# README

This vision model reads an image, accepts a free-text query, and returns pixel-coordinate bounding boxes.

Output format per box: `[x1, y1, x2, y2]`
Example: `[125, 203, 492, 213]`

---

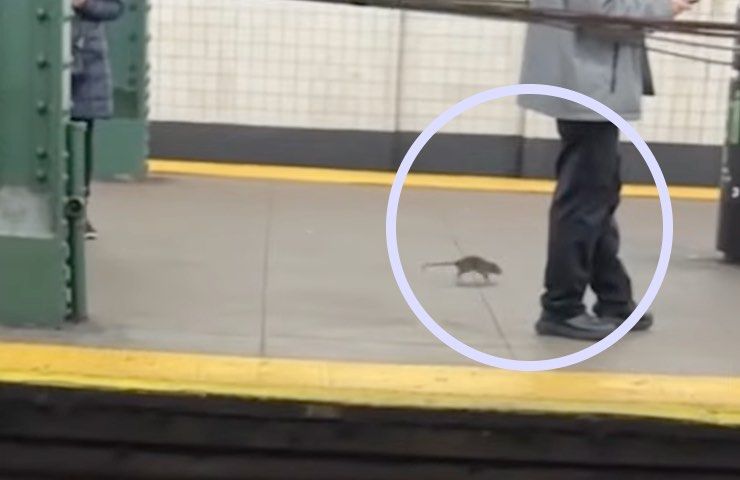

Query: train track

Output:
[1, 383, 739, 479]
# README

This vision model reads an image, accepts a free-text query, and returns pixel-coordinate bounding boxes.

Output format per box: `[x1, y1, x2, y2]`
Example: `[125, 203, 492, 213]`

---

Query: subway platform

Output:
[2, 164, 740, 478]
[1, 164, 738, 376]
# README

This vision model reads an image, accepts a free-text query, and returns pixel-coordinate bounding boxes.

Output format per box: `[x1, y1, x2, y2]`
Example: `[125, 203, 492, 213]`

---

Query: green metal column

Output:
[0, 0, 86, 327]
[717, 3, 740, 262]
[93, 0, 150, 181]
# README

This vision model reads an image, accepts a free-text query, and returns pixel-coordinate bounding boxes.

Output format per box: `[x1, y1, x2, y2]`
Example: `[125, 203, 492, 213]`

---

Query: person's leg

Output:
[84, 120, 93, 199]
[84, 120, 97, 240]
[589, 149, 653, 330]
[589, 150, 632, 308]
[537, 120, 620, 340]
[591, 217, 633, 308]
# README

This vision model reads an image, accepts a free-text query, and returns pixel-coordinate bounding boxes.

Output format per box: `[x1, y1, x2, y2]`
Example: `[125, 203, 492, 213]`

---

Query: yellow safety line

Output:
[0, 342, 739, 427]
[148, 159, 720, 202]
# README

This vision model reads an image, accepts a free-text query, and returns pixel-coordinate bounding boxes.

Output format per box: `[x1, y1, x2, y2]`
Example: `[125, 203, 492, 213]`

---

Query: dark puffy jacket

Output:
[71, 0, 125, 120]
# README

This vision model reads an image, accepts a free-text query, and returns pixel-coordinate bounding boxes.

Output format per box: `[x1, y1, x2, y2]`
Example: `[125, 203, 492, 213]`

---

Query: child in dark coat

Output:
[71, 0, 124, 239]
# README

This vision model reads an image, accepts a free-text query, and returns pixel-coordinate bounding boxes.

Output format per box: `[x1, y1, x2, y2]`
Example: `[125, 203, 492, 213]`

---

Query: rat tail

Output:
[422, 262, 456, 270]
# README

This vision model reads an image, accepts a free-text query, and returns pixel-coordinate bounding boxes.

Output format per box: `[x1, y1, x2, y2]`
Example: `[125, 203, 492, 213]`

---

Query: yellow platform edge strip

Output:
[147, 159, 720, 202]
[1, 342, 739, 427]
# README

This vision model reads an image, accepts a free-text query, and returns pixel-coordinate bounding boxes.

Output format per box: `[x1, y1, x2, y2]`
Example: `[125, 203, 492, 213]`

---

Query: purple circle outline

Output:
[386, 83, 674, 372]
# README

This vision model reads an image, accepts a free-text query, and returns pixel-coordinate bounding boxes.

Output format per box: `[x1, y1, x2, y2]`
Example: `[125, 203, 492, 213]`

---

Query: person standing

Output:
[71, 0, 124, 240]
[518, 0, 693, 340]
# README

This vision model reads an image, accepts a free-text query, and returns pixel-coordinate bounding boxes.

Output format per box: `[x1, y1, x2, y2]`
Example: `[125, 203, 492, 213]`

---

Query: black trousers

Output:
[542, 120, 634, 318]
[84, 120, 94, 199]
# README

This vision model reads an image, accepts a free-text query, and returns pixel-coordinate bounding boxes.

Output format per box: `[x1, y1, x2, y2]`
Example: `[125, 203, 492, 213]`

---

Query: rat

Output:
[422, 255, 502, 281]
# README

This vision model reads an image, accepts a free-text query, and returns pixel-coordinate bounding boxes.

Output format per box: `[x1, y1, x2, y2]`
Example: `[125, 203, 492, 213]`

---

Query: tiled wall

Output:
[150, 0, 736, 145]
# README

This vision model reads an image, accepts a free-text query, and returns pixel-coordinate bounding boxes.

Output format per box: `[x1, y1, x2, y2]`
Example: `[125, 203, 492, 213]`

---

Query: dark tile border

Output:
[150, 122, 722, 187]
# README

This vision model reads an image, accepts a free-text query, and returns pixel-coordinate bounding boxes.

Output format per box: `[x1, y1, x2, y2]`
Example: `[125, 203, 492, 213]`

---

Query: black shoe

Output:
[535, 312, 617, 341]
[595, 303, 653, 331]
[602, 311, 654, 331]
[85, 221, 98, 241]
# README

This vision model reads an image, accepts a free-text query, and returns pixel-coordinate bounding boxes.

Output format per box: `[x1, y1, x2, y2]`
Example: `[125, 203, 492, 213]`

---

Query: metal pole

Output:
[716, 1, 740, 262]
[93, 0, 150, 181]
[0, 0, 76, 327]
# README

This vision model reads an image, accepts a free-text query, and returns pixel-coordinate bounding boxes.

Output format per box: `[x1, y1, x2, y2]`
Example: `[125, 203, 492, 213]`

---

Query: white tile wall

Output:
[150, 0, 738, 145]
[397, 13, 525, 135]
[151, 0, 401, 130]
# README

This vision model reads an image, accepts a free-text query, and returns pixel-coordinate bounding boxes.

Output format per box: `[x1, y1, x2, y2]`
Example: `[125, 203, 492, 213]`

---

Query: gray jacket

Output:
[518, 0, 673, 121]
[71, 0, 125, 120]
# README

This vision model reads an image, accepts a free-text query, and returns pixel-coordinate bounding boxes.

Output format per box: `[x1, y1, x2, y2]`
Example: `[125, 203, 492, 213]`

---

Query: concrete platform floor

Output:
[2, 174, 739, 376]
